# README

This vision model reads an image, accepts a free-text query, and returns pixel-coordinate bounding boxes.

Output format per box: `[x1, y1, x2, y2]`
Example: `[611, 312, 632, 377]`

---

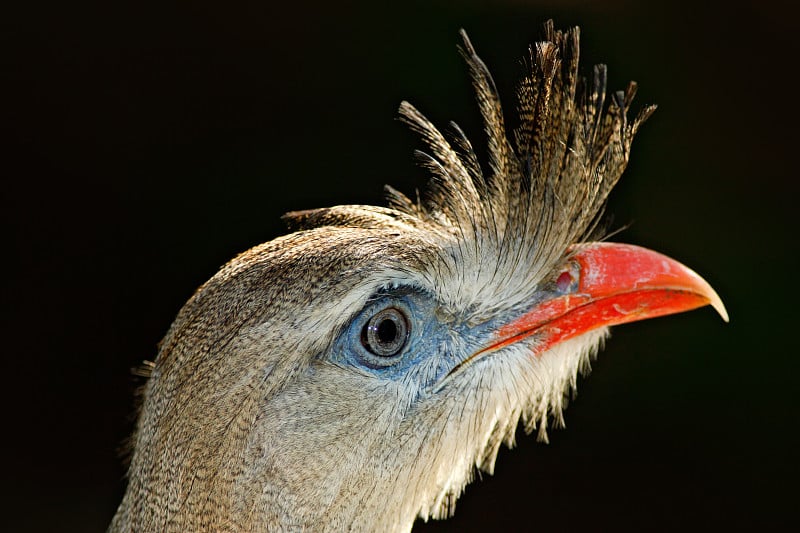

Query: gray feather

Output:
[110, 22, 654, 532]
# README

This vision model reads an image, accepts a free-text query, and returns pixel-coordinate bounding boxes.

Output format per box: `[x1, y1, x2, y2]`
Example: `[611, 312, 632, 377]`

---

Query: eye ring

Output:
[361, 307, 410, 357]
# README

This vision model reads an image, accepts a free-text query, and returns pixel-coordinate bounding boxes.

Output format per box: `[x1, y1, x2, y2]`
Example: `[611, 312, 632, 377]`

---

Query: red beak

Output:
[484, 242, 728, 356]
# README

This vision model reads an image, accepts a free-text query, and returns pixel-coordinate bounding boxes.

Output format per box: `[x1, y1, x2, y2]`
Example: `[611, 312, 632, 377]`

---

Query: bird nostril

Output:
[556, 271, 573, 292]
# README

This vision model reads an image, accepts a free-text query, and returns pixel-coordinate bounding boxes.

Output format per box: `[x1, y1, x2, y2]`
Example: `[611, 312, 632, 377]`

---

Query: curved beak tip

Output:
[663, 252, 729, 324]
[704, 283, 729, 323]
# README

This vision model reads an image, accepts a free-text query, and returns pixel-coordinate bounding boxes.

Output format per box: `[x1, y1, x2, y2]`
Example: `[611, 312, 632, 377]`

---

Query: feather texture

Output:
[288, 22, 654, 320]
[112, 22, 660, 532]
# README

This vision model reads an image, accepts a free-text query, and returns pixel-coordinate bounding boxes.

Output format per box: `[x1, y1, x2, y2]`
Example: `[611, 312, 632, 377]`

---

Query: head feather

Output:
[114, 23, 659, 531]
[285, 21, 655, 319]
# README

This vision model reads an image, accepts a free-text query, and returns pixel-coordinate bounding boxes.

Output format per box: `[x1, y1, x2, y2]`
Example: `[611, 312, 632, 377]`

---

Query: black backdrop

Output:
[4, 1, 798, 531]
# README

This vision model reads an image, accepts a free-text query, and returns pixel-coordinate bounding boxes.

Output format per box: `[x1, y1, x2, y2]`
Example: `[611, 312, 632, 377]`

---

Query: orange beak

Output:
[483, 242, 728, 357]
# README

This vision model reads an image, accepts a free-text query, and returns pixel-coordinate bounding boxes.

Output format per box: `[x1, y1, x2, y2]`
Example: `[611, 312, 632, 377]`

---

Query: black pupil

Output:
[377, 318, 397, 343]
[361, 307, 409, 358]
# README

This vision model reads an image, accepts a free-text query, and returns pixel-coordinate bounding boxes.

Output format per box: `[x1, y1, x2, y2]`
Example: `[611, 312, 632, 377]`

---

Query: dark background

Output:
[4, 0, 798, 531]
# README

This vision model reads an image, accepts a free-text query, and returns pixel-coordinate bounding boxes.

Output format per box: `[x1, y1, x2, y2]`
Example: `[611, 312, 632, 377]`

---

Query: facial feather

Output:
[111, 21, 666, 533]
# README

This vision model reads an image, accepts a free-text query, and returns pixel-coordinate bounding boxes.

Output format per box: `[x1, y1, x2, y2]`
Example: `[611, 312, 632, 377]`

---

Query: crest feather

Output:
[393, 22, 655, 312]
[287, 22, 655, 316]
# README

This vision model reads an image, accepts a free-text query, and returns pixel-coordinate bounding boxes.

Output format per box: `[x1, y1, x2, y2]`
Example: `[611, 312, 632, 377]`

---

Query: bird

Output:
[109, 21, 727, 532]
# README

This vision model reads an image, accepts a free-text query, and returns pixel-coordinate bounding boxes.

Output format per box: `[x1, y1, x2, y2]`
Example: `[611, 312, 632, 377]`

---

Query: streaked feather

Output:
[289, 22, 654, 319]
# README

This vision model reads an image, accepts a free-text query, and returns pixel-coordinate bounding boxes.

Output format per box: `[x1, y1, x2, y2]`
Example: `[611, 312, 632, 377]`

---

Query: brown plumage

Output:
[110, 22, 724, 532]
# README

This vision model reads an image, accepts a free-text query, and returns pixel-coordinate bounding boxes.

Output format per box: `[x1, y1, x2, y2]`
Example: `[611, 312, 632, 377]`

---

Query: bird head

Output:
[111, 22, 727, 532]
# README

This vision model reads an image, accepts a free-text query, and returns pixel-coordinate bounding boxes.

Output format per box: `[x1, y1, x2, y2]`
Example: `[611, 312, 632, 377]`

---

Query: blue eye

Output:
[361, 307, 410, 357]
[329, 293, 427, 374]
